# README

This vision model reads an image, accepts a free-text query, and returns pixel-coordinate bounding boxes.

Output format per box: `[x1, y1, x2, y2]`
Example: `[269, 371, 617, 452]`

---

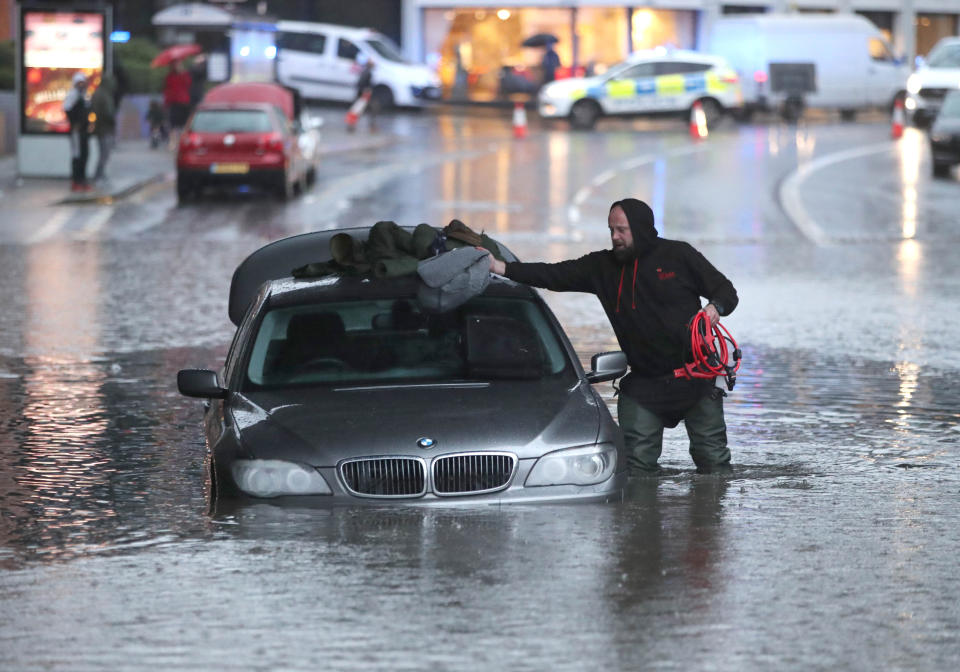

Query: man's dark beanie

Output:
[610, 198, 657, 243]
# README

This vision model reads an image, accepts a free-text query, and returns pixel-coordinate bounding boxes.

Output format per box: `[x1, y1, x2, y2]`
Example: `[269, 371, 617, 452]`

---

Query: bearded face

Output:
[612, 243, 635, 263]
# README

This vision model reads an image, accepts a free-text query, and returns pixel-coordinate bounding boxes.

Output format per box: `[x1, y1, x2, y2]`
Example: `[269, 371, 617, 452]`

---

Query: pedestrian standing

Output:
[487, 198, 740, 475]
[63, 72, 92, 192]
[541, 43, 560, 85]
[346, 54, 375, 133]
[146, 100, 168, 149]
[90, 75, 116, 181]
[163, 61, 192, 149]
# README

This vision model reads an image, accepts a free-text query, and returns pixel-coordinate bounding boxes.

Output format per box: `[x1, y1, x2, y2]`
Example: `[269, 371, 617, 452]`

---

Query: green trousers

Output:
[617, 390, 731, 474]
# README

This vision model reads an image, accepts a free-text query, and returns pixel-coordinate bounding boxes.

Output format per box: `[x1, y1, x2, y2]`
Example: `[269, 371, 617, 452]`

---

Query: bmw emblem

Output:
[416, 437, 436, 449]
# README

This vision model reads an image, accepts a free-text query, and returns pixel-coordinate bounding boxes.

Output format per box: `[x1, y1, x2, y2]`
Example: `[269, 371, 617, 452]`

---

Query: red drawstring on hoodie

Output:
[615, 259, 638, 313]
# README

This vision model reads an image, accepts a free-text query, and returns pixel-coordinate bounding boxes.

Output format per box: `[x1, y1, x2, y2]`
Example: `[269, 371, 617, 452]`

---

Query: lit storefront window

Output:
[423, 6, 694, 102]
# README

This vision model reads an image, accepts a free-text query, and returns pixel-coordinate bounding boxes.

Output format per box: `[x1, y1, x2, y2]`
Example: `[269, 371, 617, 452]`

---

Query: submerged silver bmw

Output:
[178, 228, 627, 504]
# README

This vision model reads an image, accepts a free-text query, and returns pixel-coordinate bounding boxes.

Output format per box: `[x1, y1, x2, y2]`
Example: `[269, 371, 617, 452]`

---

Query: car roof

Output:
[202, 82, 295, 120]
[276, 20, 380, 41]
[229, 227, 521, 326]
[625, 48, 723, 65]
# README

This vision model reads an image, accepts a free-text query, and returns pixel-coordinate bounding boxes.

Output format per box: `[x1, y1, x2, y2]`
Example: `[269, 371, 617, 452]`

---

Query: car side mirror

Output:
[178, 369, 228, 398]
[585, 351, 627, 384]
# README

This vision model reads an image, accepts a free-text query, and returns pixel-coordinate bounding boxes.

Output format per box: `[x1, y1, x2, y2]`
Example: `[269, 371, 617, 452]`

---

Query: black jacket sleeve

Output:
[504, 254, 599, 294]
[683, 243, 738, 316]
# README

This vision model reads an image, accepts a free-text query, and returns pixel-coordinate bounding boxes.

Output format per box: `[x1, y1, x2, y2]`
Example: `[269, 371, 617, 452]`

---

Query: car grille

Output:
[432, 452, 517, 496]
[919, 88, 949, 102]
[339, 457, 426, 497]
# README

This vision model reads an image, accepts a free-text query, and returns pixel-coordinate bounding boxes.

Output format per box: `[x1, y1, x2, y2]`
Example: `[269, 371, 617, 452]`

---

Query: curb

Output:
[52, 172, 171, 206]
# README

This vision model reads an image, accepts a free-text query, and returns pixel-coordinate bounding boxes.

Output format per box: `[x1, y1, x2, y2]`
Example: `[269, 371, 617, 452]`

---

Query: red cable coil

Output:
[674, 311, 742, 390]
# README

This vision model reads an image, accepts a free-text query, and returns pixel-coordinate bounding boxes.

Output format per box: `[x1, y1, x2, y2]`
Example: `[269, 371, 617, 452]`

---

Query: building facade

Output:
[400, 0, 960, 100]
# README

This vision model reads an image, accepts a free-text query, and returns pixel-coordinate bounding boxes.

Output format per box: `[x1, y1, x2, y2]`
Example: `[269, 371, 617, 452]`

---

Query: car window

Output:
[243, 296, 570, 389]
[656, 62, 710, 76]
[366, 38, 406, 63]
[277, 31, 326, 55]
[613, 63, 655, 80]
[337, 38, 360, 61]
[941, 92, 960, 117]
[869, 38, 895, 63]
[190, 110, 274, 133]
[927, 43, 960, 68]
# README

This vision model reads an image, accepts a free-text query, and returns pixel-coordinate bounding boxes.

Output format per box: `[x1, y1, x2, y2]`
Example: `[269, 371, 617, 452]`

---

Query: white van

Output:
[707, 14, 908, 120]
[274, 21, 441, 108]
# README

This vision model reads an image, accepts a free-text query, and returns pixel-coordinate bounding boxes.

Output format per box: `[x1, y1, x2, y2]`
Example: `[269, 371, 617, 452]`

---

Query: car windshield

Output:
[365, 38, 406, 63]
[190, 110, 273, 133]
[243, 296, 570, 389]
[927, 44, 960, 68]
[940, 92, 960, 117]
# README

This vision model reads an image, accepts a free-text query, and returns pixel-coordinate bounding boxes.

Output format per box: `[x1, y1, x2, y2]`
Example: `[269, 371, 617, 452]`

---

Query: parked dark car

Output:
[177, 228, 628, 504]
[176, 82, 320, 203]
[930, 90, 960, 178]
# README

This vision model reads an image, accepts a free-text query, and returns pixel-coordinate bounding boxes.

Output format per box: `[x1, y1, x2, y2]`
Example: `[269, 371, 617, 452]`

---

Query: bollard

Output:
[891, 97, 905, 140]
[346, 92, 370, 132]
[512, 101, 528, 139]
[689, 100, 708, 140]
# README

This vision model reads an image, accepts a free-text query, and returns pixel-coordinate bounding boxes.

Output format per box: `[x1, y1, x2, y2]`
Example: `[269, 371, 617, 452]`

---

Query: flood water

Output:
[2, 116, 960, 670]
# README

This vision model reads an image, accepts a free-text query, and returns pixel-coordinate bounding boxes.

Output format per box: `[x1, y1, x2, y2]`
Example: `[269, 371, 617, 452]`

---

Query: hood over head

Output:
[610, 198, 658, 253]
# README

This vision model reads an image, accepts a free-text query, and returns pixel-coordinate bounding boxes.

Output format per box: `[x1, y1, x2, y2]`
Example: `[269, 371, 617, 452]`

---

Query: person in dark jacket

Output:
[488, 198, 739, 475]
[90, 75, 116, 181]
[63, 72, 91, 192]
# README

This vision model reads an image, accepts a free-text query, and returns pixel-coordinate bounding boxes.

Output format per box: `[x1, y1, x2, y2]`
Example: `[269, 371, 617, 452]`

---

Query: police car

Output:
[538, 48, 743, 129]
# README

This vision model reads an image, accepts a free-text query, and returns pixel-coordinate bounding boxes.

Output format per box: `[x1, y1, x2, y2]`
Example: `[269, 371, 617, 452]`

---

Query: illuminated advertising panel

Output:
[22, 11, 105, 134]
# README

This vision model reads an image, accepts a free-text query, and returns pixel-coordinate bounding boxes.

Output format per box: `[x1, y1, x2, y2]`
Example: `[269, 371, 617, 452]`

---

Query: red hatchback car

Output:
[176, 82, 319, 203]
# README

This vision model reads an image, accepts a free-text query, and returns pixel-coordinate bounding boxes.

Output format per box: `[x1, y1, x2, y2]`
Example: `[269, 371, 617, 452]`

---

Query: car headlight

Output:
[906, 74, 921, 95]
[231, 459, 332, 497]
[525, 444, 618, 487]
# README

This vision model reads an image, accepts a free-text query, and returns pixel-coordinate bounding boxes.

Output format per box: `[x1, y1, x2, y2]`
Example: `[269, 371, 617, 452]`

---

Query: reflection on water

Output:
[0, 339, 958, 670]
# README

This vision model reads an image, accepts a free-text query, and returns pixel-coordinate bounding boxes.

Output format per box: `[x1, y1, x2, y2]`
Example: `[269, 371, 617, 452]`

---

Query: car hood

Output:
[912, 68, 960, 87]
[231, 381, 601, 465]
[540, 76, 604, 97]
[376, 60, 440, 87]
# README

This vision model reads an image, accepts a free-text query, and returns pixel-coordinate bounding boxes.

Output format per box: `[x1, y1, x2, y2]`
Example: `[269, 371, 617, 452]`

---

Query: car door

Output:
[330, 37, 363, 102]
[275, 30, 334, 100]
[603, 62, 655, 114]
[654, 61, 710, 112]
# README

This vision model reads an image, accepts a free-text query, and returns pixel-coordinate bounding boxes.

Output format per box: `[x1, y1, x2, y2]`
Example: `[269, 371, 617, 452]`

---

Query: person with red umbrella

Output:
[153, 46, 202, 149]
[163, 61, 192, 148]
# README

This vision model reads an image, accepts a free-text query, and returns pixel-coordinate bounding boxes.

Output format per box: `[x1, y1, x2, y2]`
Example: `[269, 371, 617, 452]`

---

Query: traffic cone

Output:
[512, 101, 527, 139]
[346, 92, 370, 132]
[891, 97, 905, 140]
[689, 100, 708, 140]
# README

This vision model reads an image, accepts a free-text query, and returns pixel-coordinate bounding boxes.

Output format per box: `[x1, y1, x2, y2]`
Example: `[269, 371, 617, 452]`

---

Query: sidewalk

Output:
[0, 126, 399, 209]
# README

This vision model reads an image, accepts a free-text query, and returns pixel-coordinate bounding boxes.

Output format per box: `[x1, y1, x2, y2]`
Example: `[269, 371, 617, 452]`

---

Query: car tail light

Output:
[256, 132, 286, 156]
[753, 70, 768, 84]
[180, 132, 201, 149]
[722, 71, 739, 85]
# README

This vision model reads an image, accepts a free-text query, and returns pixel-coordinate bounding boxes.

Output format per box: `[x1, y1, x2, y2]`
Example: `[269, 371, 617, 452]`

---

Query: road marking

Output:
[567, 144, 707, 225]
[779, 141, 897, 245]
[74, 208, 114, 241]
[25, 209, 72, 244]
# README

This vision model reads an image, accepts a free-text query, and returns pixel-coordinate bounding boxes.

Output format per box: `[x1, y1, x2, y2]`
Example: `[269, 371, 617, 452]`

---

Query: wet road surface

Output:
[1, 110, 959, 670]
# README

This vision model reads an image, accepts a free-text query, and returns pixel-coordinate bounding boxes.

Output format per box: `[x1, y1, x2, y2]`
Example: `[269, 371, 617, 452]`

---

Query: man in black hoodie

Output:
[488, 198, 739, 474]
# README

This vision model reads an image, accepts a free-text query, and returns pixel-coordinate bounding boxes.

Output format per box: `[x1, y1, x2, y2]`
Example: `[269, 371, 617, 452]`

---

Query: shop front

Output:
[417, 5, 698, 101]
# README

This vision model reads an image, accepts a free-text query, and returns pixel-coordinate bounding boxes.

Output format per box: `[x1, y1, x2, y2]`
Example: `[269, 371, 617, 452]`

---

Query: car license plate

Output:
[211, 163, 249, 174]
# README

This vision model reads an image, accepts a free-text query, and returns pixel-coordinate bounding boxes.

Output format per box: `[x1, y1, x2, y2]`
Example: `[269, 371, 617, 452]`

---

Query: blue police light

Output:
[110, 31, 130, 43]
